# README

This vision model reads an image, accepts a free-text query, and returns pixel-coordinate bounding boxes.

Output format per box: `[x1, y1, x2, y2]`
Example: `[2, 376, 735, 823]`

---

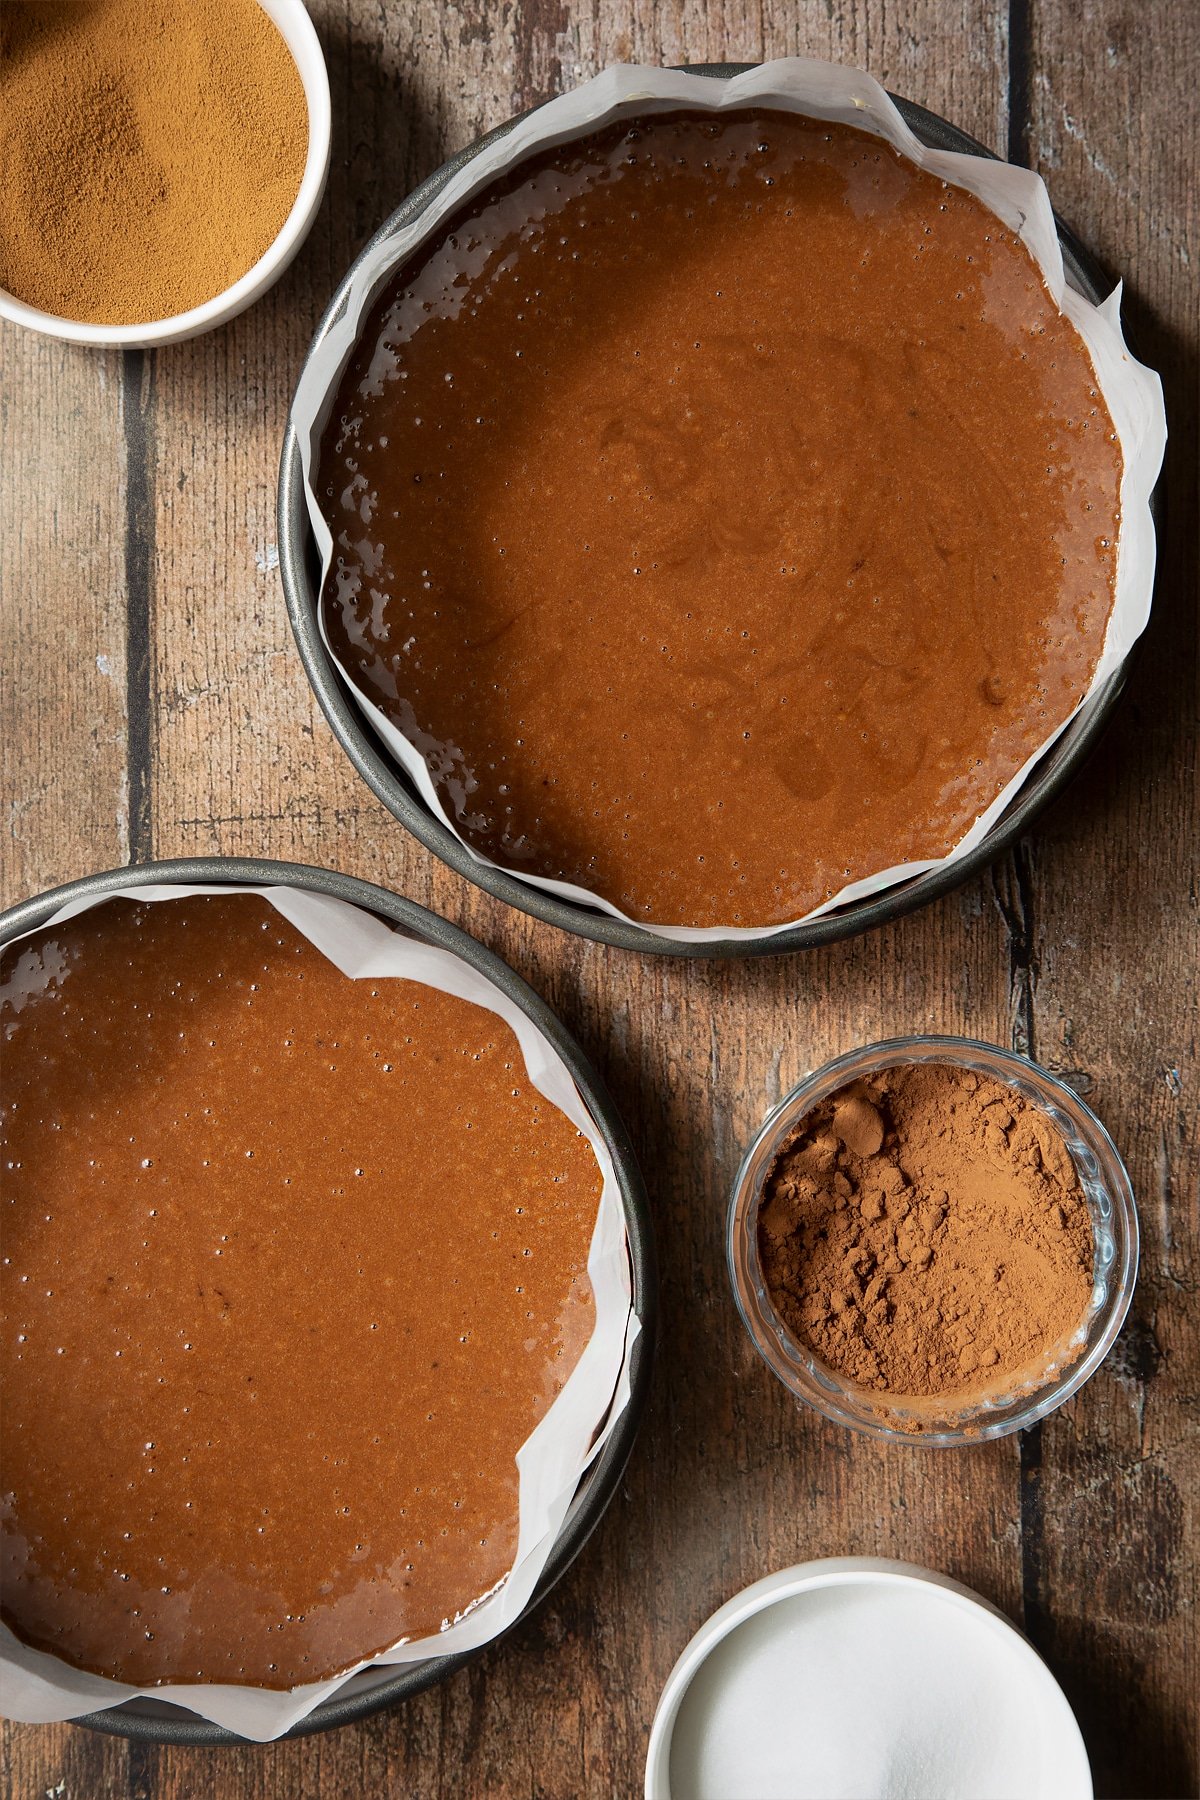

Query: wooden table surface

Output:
[2, 2, 1196, 1796]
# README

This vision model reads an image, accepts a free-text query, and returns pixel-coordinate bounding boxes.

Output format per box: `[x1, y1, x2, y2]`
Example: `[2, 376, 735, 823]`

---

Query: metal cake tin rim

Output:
[0, 855, 656, 1744]
[278, 67, 1140, 960]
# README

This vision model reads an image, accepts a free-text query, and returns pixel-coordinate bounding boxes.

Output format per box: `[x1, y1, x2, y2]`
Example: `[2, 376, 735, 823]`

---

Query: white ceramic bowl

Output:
[645, 1558, 1093, 1800]
[0, 0, 331, 349]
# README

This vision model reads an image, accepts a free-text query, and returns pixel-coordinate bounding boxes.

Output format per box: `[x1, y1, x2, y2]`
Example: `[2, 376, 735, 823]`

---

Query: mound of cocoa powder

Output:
[758, 1062, 1095, 1400]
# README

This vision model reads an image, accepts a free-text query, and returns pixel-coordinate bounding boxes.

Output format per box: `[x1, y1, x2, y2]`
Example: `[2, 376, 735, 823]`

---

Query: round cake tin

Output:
[279, 67, 1141, 959]
[0, 857, 655, 1743]
[727, 1035, 1138, 1444]
[644, 1558, 1092, 1799]
[0, 0, 331, 349]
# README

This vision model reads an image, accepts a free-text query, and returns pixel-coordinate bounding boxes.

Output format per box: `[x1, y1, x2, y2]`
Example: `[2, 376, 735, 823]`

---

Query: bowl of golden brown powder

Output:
[728, 1036, 1138, 1443]
[0, 0, 330, 346]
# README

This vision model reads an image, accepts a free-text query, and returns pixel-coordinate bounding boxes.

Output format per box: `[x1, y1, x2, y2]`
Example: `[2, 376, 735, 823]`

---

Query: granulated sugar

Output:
[667, 1580, 1086, 1800]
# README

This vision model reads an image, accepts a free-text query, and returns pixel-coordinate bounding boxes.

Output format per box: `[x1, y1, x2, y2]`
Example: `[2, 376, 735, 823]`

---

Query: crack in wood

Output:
[1018, 1414, 1047, 1644]
[993, 835, 1047, 1646]
[122, 349, 156, 867]
[991, 839, 1038, 1062]
[1006, 0, 1031, 168]
[125, 1738, 157, 1800]
[172, 804, 378, 829]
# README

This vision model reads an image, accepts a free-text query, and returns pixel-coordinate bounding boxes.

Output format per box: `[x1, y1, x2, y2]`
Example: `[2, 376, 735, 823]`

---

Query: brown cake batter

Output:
[0, 895, 600, 1687]
[319, 109, 1121, 927]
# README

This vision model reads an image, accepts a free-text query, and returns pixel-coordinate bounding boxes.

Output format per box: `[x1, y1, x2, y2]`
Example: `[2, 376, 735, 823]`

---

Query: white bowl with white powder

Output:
[644, 1558, 1091, 1800]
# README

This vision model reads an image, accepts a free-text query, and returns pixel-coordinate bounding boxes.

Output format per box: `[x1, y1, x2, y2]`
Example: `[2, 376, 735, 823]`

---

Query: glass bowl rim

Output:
[727, 1033, 1139, 1446]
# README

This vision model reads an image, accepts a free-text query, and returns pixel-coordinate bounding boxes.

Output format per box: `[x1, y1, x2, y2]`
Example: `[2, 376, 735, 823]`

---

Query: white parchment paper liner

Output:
[0, 883, 638, 1739]
[293, 58, 1167, 943]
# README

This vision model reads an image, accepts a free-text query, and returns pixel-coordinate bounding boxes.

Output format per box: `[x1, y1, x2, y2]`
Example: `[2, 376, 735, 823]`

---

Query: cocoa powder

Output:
[758, 1062, 1095, 1401]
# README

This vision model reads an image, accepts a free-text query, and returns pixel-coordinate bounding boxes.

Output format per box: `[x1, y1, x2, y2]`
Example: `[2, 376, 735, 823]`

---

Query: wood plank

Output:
[1012, 3, 1199, 1794]
[0, 338, 130, 901]
[0, 337, 132, 1800]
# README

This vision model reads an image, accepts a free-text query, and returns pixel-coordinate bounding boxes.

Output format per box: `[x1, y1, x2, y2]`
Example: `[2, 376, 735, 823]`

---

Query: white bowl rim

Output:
[644, 1555, 1093, 1800]
[0, 0, 331, 348]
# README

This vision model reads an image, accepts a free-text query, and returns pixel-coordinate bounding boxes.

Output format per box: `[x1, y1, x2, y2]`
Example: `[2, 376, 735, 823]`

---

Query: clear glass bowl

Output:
[727, 1035, 1139, 1445]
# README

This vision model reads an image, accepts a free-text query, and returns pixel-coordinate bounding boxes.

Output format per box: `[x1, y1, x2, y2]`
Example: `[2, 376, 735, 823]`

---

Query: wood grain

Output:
[1, 341, 129, 894]
[1012, 4, 1200, 1792]
[1, 1, 1196, 1795]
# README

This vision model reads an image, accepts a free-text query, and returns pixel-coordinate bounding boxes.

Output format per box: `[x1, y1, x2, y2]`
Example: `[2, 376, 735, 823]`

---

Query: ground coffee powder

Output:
[0, 0, 308, 324]
[758, 1062, 1095, 1400]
